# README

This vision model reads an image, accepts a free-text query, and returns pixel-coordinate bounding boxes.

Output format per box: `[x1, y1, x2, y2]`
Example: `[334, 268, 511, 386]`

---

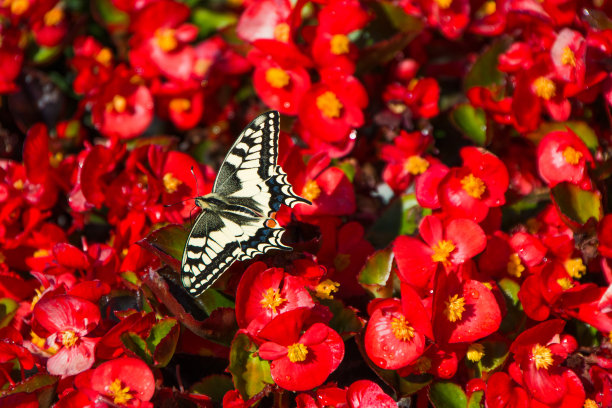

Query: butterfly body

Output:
[181, 111, 310, 296]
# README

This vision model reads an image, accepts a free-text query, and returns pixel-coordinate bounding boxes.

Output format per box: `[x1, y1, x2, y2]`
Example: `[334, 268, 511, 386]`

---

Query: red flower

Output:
[29, 0, 67, 47]
[551, 28, 586, 85]
[249, 40, 312, 115]
[424, 0, 470, 40]
[485, 372, 530, 408]
[298, 68, 367, 145]
[311, 0, 370, 73]
[394, 215, 486, 291]
[71, 357, 155, 407]
[0, 25, 24, 94]
[346, 380, 396, 408]
[152, 80, 205, 130]
[235, 262, 314, 335]
[128, 0, 197, 81]
[70, 36, 114, 96]
[258, 308, 344, 391]
[236, 0, 294, 44]
[380, 130, 434, 194]
[32, 294, 100, 377]
[383, 78, 440, 119]
[364, 298, 426, 370]
[537, 129, 593, 188]
[90, 66, 154, 140]
[437, 147, 509, 223]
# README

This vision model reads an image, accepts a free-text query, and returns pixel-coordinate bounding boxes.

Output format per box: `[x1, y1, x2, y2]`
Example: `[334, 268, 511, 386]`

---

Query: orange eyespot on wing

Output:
[266, 218, 278, 228]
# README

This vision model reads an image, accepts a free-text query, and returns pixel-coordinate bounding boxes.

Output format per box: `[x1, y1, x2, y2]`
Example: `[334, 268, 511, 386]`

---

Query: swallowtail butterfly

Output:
[181, 111, 310, 296]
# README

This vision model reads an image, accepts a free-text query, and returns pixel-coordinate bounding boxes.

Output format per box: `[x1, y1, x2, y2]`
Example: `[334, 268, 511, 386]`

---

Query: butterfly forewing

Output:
[181, 111, 310, 296]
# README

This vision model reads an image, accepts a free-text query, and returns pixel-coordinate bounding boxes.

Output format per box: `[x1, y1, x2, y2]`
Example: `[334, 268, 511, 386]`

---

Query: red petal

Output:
[90, 357, 155, 401]
[33, 295, 101, 335]
[393, 236, 436, 290]
[47, 337, 98, 377]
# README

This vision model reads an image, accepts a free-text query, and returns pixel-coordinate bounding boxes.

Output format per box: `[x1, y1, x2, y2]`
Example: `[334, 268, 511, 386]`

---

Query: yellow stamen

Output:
[96, 48, 112, 66]
[583, 399, 598, 408]
[10, 0, 29, 15]
[533, 77, 556, 100]
[390, 315, 415, 342]
[562, 146, 582, 165]
[431, 240, 455, 264]
[162, 173, 182, 194]
[260, 288, 286, 314]
[482, 1, 496, 15]
[467, 343, 485, 362]
[43, 7, 63, 26]
[61, 330, 78, 348]
[169, 98, 191, 113]
[49, 152, 63, 168]
[287, 343, 308, 363]
[330, 34, 350, 55]
[13, 179, 24, 190]
[561, 46, 576, 67]
[194, 58, 211, 77]
[107, 95, 127, 113]
[444, 294, 466, 322]
[564, 258, 586, 279]
[315, 279, 340, 300]
[507, 253, 525, 278]
[557, 277, 574, 290]
[333, 253, 350, 272]
[155, 28, 178, 52]
[316, 91, 343, 119]
[274, 22, 290, 43]
[108, 378, 133, 405]
[434, 0, 452, 9]
[30, 331, 58, 354]
[404, 155, 429, 175]
[461, 173, 486, 199]
[33, 248, 50, 258]
[301, 180, 321, 201]
[531, 344, 553, 370]
[265, 67, 290, 89]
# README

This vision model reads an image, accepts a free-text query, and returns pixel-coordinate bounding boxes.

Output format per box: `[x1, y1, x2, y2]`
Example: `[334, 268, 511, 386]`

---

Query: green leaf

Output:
[31, 46, 62, 64]
[429, 382, 467, 408]
[357, 248, 395, 298]
[93, 0, 129, 30]
[320, 299, 364, 339]
[192, 8, 237, 38]
[198, 288, 236, 315]
[526, 121, 599, 151]
[475, 341, 509, 372]
[0, 298, 18, 328]
[148, 318, 180, 367]
[367, 194, 426, 249]
[121, 332, 153, 365]
[336, 161, 357, 183]
[551, 183, 602, 226]
[190, 374, 234, 404]
[0, 374, 58, 408]
[139, 224, 187, 269]
[228, 333, 273, 399]
[468, 390, 484, 408]
[497, 278, 525, 335]
[464, 37, 511, 91]
[450, 104, 487, 146]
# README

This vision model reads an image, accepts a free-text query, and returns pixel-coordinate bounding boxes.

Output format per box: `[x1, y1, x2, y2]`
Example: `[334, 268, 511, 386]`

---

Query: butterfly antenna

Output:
[191, 166, 200, 196]
[163, 198, 195, 208]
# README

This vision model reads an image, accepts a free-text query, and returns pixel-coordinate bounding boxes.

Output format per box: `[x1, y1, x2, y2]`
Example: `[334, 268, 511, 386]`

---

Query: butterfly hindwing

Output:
[181, 111, 310, 297]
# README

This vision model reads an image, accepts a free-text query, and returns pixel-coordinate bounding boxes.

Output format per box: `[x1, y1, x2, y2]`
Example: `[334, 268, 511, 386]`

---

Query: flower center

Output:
[333, 253, 351, 272]
[444, 294, 466, 322]
[482, 1, 496, 15]
[194, 58, 211, 77]
[431, 239, 455, 264]
[316, 91, 343, 119]
[265, 67, 290, 89]
[13, 179, 24, 190]
[274, 22, 290, 43]
[583, 399, 598, 408]
[564, 258, 586, 279]
[96, 48, 112, 66]
[155, 28, 178, 52]
[287, 343, 308, 363]
[108, 378, 133, 405]
[61, 330, 79, 348]
[107, 95, 127, 113]
[404, 155, 429, 175]
[507, 253, 525, 278]
[163, 172, 182, 194]
[556, 277, 573, 290]
[531, 344, 553, 370]
[44, 7, 63, 26]
[434, 0, 452, 9]
[260, 288, 286, 314]
[390, 315, 415, 342]
[461, 173, 486, 199]
[169, 98, 191, 113]
[315, 279, 340, 300]
[301, 180, 321, 201]
[561, 46, 576, 67]
[562, 146, 582, 165]
[330, 34, 350, 55]
[10, 0, 29, 15]
[533, 76, 556, 100]
[467, 343, 485, 362]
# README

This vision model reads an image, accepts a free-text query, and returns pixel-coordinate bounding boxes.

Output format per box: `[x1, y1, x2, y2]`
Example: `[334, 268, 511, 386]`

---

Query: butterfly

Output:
[181, 111, 310, 296]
